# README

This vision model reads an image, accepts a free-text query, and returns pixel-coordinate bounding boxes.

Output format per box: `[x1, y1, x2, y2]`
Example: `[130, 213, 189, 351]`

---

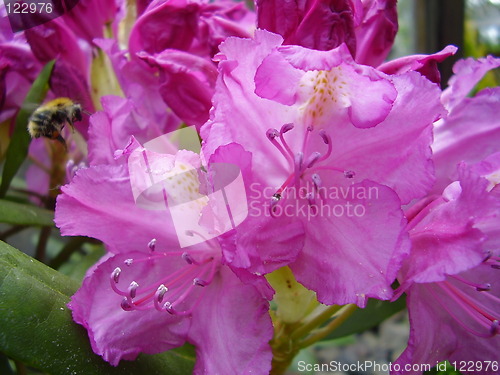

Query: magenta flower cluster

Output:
[2, 0, 499, 374]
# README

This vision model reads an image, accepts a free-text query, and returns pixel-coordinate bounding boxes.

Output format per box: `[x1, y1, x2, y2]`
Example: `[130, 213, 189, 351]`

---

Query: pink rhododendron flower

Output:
[201, 29, 445, 306]
[256, 0, 398, 66]
[56, 140, 273, 373]
[432, 56, 500, 193]
[394, 159, 500, 374]
[129, 0, 255, 127]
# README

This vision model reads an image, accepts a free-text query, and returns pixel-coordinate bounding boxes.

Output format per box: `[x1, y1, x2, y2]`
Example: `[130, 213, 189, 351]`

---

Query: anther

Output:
[266, 129, 279, 141]
[272, 193, 281, 203]
[124, 258, 133, 266]
[156, 284, 168, 303]
[148, 238, 157, 251]
[281, 123, 294, 134]
[305, 152, 322, 168]
[294, 153, 304, 187]
[311, 174, 322, 189]
[182, 252, 195, 265]
[164, 302, 175, 314]
[194, 278, 207, 287]
[306, 192, 316, 206]
[490, 320, 499, 335]
[319, 129, 330, 144]
[476, 283, 491, 292]
[270, 193, 282, 217]
[111, 267, 121, 283]
[344, 170, 355, 179]
[121, 298, 134, 311]
[128, 281, 139, 298]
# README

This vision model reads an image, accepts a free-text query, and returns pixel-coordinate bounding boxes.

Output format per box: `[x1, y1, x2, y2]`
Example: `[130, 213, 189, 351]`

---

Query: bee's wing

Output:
[21, 102, 45, 114]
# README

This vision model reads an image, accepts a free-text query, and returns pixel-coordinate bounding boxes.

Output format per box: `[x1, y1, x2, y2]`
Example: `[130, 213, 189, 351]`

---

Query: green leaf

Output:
[0, 60, 55, 198]
[326, 296, 407, 340]
[0, 241, 195, 374]
[0, 199, 54, 226]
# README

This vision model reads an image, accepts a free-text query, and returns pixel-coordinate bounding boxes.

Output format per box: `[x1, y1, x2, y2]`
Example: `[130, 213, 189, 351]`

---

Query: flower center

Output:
[266, 123, 354, 216]
[298, 68, 350, 127]
[109, 238, 218, 315]
[426, 256, 500, 338]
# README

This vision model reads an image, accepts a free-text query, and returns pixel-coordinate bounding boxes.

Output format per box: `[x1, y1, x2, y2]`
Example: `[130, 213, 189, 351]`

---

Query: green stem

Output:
[35, 226, 51, 263]
[298, 304, 358, 348]
[290, 304, 342, 340]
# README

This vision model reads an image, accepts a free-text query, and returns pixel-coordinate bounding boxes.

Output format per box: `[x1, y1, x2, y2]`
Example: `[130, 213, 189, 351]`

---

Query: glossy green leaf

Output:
[0, 241, 195, 374]
[0, 60, 55, 198]
[0, 199, 54, 226]
[326, 296, 407, 340]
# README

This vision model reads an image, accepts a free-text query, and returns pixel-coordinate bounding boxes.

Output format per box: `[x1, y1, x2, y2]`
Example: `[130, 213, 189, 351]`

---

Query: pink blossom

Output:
[202, 30, 445, 306]
[129, 0, 255, 127]
[394, 159, 500, 374]
[56, 142, 273, 373]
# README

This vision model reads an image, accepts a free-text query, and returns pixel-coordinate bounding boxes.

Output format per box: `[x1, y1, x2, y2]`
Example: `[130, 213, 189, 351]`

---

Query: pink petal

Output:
[432, 88, 500, 193]
[290, 180, 410, 307]
[55, 163, 180, 254]
[68, 252, 190, 366]
[378, 45, 457, 84]
[354, 0, 398, 67]
[189, 267, 273, 375]
[442, 55, 500, 111]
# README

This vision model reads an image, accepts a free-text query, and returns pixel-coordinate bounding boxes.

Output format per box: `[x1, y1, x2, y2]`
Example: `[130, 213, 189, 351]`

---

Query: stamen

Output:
[270, 193, 281, 217]
[426, 284, 495, 338]
[317, 130, 332, 162]
[111, 267, 121, 283]
[182, 252, 196, 265]
[279, 124, 294, 158]
[344, 170, 355, 179]
[128, 281, 139, 298]
[194, 278, 208, 286]
[148, 238, 157, 251]
[154, 284, 168, 311]
[491, 320, 499, 335]
[294, 153, 303, 188]
[164, 301, 175, 314]
[450, 275, 491, 292]
[281, 123, 294, 133]
[305, 152, 321, 169]
[311, 174, 322, 189]
[121, 298, 134, 311]
[266, 128, 292, 163]
[301, 126, 313, 155]
[124, 259, 133, 266]
[306, 192, 316, 206]
[111, 252, 217, 314]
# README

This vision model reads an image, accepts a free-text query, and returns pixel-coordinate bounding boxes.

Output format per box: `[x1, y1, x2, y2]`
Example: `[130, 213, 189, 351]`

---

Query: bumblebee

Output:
[27, 98, 83, 149]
